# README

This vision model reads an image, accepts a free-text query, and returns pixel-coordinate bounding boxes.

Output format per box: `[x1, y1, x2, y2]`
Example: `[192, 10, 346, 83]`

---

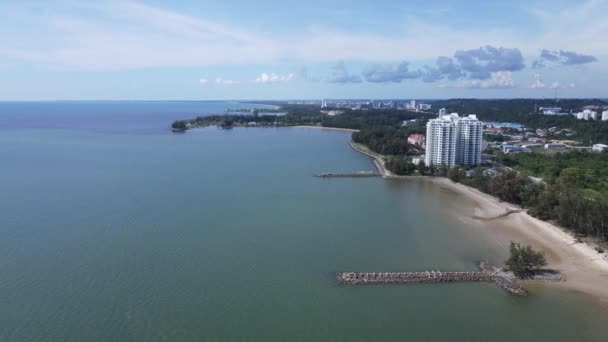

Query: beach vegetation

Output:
[505, 242, 547, 278]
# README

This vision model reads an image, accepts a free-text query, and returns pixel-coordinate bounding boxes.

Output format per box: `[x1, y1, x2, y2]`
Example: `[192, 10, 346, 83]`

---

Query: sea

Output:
[1, 101, 607, 341]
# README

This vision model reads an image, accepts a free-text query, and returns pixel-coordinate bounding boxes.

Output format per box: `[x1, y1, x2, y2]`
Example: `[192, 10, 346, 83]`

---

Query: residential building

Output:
[408, 133, 426, 147]
[593, 144, 608, 152]
[425, 113, 482, 167]
[455, 115, 483, 166]
[411, 156, 425, 165]
[425, 114, 457, 167]
[603, 110, 608, 121]
[417, 103, 432, 111]
[438, 108, 447, 117]
[539, 107, 562, 115]
[402, 119, 418, 127]
[575, 109, 597, 120]
[544, 143, 568, 150]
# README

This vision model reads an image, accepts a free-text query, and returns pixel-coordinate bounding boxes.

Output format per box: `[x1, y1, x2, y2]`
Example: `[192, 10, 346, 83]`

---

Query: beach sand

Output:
[432, 178, 608, 301]
[292, 125, 360, 133]
[347, 138, 608, 300]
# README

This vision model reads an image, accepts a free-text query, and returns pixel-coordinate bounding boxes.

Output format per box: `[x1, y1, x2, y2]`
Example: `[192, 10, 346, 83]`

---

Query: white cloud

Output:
[215, 78, 240, 85]
[548, 81, 577, 89]
[0, 1, 606, 72]
[254, 72, 294, 84]
[199, 78, 209, 85]
[455, 71, 515, 89]
[528, 0, 608, 56]
[530, 73, 545, 88]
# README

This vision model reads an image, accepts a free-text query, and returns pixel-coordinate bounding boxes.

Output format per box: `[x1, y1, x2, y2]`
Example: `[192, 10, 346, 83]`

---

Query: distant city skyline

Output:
[0, 0, 607, 100]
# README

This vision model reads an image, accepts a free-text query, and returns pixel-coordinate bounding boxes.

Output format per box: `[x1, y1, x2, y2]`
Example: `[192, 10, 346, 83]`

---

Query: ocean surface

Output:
[1, 101, 607, 341]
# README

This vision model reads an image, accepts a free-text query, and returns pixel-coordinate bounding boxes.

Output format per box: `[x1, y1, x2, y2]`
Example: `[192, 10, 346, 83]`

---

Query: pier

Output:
[316, 171, 381, 178]
[337, 261, 527, 296]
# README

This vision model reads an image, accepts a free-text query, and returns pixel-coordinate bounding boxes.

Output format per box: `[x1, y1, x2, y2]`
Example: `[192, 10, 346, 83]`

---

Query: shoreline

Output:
[347, 138, 608, 300]
[292, 125, 360, 133]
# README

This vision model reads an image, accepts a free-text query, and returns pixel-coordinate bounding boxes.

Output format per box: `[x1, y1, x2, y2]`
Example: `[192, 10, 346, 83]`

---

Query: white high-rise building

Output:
[425, 113, 482, 167]
[602, 110, 608, 121]
[425, 114, 457, 167]
[455, 115, 483, 166]
[438, 108, 447, 117]
[575, 109, 597, 120]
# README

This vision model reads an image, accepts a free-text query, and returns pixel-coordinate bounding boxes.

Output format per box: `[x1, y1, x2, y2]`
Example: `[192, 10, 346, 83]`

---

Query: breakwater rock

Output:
[337, 261, 528, 296]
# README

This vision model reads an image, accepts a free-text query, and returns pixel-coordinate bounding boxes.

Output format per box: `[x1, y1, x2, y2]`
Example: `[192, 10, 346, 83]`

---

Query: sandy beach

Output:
[293, 125, 360, 133]
[433, 178, 608, 300]
[348, 139, 608, 300]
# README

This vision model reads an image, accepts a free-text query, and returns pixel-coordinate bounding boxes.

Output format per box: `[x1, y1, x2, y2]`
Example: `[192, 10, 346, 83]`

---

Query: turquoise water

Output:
[1, 102, 607, 341]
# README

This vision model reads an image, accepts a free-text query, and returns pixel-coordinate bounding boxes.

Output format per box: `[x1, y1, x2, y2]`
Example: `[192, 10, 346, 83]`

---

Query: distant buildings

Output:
[425, 113, 482, 167]
[402, 119, 419, 127]
[593, 144, 608, 152]
[575, 109, 598, 120]
[321, 110, 344, 116]
[407, 133, 426, 147]
[539, 107, 562, 115]
[603, 110, 608, 121]
[438, 108, 447, 117]
[417, 103, 432, 111]
[404, 100, 432, 112]
[544, 143, 568, 150]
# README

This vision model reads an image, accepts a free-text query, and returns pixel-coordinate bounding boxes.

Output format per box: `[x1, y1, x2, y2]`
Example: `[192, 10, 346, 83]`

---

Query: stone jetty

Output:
[337, 261, 527, 296]
[316, 171, 381, 178]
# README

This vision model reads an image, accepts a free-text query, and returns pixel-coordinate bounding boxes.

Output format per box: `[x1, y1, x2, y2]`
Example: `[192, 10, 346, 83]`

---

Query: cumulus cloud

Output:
[335, 46, 523, 85]
[530, 73, 545, 88]
[420, 56, 464, 82]
[362, 61, 422, 83]
[254, 72, 294, 84]
[453, 46, 525, 79]
[534, 49, 598, 68]
[199, 78, 209, 85]
[215, 78, 240, 85]
[456, 71, 515, 89]
[327, 61, 362, 84]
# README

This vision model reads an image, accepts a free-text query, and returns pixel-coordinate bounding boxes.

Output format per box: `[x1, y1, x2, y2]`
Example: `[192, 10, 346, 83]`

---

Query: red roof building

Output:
[408, 134, 426, 147]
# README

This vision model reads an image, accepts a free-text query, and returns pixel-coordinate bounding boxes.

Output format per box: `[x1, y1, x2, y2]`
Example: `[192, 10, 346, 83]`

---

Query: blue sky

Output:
[0, 0, 606, 100]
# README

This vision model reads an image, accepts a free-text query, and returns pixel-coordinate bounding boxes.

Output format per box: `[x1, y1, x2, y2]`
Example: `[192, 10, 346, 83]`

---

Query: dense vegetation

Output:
[494, 150, 608, 197]
[433, 99, 608, 144]
[384, 153, 608, 243]
[448, 163, 608, 243]
[505, 242, 547, 278]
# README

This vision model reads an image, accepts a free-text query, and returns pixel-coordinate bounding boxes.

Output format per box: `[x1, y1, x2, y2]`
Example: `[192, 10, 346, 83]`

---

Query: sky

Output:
[0, 0, 607, 100]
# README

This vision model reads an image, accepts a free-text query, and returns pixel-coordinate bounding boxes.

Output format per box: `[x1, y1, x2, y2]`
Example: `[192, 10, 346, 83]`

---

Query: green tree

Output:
[505, 241, 547, 278]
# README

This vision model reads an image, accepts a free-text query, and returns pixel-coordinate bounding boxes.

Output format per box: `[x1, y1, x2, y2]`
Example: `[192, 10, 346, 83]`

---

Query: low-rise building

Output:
[408, 133, 426, 147]
[540, 107, 562, 115]
[402, 119, 419, 127]
[502, 145, 526, 153]
[592, 144, 608, 152]
[411, 156, 425, 165]
[544, 143, 568, 150]
[521, 143, 543, 149]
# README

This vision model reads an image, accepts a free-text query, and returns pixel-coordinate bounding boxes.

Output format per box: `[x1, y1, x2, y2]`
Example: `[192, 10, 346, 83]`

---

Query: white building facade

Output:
[425, 113, 482, 167]
[603, 110, 608, 121]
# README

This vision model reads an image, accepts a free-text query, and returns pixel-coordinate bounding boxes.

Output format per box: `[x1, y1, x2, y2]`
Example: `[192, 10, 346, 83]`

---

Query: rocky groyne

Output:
[337, 261, 528, 296]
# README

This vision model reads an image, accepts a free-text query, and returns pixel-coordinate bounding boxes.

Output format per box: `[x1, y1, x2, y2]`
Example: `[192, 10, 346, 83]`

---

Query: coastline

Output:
[293, 125, 360, 133]
[347, 138, 608, 300]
